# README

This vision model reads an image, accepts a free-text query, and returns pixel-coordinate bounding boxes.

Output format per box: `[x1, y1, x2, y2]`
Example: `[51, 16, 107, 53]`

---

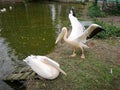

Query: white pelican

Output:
[0, 8, 6, 12]
[9, 6, 12, 11]
[23, 55, 66, 80]
[55, 9, 104, 59]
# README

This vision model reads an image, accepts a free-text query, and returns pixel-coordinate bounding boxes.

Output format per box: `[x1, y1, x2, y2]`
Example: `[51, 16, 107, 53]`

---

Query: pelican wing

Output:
[75, 24, 104, 43]
[68, 13, 85, 40]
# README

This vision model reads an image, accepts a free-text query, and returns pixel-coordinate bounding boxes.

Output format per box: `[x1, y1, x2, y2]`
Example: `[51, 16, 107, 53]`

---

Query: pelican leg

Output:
[79, 46, 85, 59]
[70, 48, 76, 57]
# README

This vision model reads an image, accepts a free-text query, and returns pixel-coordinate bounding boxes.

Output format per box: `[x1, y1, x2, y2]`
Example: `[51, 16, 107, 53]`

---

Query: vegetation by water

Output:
[88, 5, 106, 18]
[84, 2, 120, 39]
[88, 1, 120, 17]
[95, 19, 120, 38]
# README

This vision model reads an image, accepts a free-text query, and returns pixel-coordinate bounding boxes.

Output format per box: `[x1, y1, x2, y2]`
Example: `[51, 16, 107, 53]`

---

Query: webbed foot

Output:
[69, 53, 76, 57]
[81, 54, 85, 59]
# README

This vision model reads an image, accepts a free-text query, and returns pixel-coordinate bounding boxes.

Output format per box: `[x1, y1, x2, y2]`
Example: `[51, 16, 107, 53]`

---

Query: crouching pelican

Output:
[55, 9, 104, 59]
[24, 55, 66, 80]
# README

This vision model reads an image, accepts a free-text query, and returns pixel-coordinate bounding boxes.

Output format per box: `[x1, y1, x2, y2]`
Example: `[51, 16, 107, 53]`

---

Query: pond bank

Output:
[0, 0, 85, 3]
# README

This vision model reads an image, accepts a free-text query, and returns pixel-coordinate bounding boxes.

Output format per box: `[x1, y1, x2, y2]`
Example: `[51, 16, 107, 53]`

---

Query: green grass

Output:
[26, 39, 120, 89]
[26, 56, 119, 90]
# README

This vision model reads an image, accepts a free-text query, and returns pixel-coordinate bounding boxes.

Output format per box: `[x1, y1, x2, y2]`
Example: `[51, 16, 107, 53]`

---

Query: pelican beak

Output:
[57, 67, 67, 75]
[55, 30, 65, 44]
[43, 58, 67, 76]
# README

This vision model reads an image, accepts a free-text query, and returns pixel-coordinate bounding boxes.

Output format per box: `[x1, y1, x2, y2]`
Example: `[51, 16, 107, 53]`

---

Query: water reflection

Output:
[0, 36, 26, 89]
[0, 37, 15, 79]
[0, 80, 13, 90]
[57, 4, 62, 32]
[50, 4, 56, 23]
[49, 3, 62, 35]
[0, 36, 25, 80]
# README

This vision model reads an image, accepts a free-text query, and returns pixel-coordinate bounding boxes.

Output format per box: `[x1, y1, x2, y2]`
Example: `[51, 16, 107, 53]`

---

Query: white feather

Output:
[68, 12, 85, 40]
[24, 55, 66, 80]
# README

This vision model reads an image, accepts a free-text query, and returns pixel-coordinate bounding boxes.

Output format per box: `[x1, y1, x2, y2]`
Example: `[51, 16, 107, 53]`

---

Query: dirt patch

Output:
[91, 38, 120, 66]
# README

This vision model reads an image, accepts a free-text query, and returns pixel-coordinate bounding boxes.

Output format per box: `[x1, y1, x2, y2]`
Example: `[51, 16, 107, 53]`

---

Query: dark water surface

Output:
[0, 1, 84, 89]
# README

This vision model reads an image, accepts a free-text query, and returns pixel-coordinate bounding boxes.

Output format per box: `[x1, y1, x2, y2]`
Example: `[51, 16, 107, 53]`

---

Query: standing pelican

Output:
[24, 55, 66, 80]
[55, 9, 104, 59]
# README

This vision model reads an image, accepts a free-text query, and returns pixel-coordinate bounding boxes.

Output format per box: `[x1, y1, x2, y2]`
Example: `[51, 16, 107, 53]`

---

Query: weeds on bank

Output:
[94, 19, 120, 39]
[88, 4, 106, 18]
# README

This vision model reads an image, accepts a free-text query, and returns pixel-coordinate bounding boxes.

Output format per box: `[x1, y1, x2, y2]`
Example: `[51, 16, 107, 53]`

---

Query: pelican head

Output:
[55, 27, 67, 44]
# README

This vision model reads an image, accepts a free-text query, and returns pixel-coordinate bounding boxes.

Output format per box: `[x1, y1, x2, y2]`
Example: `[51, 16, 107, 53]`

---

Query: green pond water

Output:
[0, 2, 84, 59]
[0, 1, 84, 89]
